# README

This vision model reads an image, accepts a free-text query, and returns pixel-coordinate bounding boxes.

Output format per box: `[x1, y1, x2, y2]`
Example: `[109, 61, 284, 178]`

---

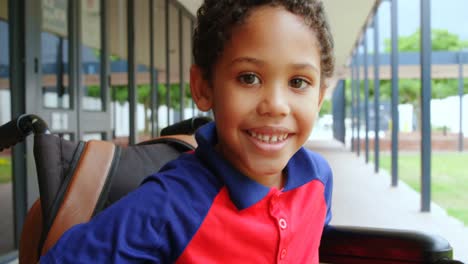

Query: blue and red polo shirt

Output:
[41, 122, 333, 263]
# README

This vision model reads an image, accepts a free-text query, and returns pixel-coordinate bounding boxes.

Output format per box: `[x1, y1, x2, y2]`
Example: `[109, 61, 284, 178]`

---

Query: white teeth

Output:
[249, 131, 288, 143]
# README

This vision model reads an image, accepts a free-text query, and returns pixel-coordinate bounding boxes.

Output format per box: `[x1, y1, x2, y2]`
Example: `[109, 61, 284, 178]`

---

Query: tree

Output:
[375, 29, 468, 130]
[351, 29, 467, 108]
[377, 29, 468, 101]
[384, 29, 468, 53]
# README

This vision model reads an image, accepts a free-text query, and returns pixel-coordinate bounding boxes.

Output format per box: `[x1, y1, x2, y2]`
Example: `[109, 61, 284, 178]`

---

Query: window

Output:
[41, 0, 71, 109]
[81, 0, 103, 111]
[0, 0, 14, 255]
[108, 0, 129, 145]
[135, 0, 151, 141]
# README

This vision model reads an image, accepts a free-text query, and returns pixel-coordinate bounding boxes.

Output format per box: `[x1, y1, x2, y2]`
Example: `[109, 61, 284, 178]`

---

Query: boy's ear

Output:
[190, 65, 213, 112]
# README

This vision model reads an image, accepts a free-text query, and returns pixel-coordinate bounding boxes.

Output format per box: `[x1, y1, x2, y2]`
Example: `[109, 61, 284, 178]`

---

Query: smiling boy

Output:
[191, 3, 328, 190]
[41, 1, 335, 263]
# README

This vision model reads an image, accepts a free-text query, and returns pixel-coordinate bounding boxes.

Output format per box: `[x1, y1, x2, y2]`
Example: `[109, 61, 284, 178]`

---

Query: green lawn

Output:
[375, 152, 468, 226]
[0, 156, 12, 184]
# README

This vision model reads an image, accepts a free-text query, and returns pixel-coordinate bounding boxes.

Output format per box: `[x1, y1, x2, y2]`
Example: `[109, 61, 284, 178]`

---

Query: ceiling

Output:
[322, 0, 379, 77]
[179, 0, 380, 79]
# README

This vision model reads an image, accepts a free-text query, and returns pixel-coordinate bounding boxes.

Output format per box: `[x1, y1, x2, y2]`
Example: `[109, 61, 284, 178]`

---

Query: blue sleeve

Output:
[306, 150, 333, 226]
[323, 164, 333, 226]
[40, 181, 169, 264]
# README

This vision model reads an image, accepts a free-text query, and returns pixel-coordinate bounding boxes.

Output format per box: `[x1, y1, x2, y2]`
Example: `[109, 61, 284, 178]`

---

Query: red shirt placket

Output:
[269, 190, 291, 263]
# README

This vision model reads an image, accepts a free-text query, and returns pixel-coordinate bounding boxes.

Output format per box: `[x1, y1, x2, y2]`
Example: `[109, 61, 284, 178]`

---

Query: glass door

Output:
[0, 0, 15, 255]
[78, 0, 111, 140]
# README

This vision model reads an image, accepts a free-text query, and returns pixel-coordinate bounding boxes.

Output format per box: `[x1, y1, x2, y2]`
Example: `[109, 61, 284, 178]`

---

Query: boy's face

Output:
[191, 6, 325, 188]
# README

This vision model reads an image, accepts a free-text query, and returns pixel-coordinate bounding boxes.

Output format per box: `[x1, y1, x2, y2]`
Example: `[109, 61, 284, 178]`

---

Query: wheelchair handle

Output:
[0, 114, 49, 151]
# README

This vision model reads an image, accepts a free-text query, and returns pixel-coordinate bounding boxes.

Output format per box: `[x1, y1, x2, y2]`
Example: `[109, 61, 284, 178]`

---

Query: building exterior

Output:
[1, 0, 202, 258]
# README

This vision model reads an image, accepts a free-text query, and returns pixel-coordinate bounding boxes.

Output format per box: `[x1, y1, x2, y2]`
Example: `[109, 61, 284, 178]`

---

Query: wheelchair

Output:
[0, 114, 462, 263]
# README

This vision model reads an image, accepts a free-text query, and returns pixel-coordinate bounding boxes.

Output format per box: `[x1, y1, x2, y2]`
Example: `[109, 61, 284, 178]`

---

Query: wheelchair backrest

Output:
[18, 118, 206, 263]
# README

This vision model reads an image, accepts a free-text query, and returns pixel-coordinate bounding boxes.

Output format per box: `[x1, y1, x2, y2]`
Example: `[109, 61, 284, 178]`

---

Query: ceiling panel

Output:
[322, 0, 378, 75]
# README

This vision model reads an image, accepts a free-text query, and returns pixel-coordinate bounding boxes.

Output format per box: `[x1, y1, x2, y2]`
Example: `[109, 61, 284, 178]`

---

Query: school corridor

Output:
[305, 139, 468, 263]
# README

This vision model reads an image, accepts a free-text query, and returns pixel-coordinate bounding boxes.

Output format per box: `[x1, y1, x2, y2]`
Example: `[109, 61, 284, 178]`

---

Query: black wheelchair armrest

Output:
[319, 225, 459, 264]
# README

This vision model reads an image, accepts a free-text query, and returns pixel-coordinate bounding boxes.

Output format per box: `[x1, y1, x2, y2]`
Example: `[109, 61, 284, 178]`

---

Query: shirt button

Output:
[280, 248, 287, 259]
[279, 218, 288, 229]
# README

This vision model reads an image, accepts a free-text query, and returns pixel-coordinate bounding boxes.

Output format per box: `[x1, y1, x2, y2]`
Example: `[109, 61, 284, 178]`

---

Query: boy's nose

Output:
[256, 85, 290, 117]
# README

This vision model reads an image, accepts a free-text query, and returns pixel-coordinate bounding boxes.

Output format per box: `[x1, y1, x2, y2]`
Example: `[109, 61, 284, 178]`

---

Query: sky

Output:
[365, 0, 468, 52]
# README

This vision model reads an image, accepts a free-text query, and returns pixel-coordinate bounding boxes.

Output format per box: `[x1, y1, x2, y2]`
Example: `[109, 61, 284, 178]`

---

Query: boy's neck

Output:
[214, 144, 286, 189]
[243, 166, 286, 190]
[245, 170, 286, 189]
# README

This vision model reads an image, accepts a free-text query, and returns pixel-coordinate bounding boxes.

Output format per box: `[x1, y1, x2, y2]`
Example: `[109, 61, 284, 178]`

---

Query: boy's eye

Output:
[238, 73, 260, 85]
[289, 78, 310, 89]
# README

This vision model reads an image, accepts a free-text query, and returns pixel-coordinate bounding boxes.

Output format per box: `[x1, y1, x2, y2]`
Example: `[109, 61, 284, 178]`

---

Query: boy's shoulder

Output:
[40, 153, 223, 263]
[300, 147, 332, 183]
[302, 147, 328, 164]
[96, 152, 224, 227]
[142, 152, 224, 198]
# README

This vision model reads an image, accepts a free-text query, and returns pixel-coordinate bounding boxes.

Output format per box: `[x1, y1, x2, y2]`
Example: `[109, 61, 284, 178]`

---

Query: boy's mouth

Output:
[247, 130, 290, 144]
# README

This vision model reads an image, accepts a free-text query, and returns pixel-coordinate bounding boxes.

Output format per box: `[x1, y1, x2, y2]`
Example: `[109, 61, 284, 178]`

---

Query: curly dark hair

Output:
[193, 0, 335, 89]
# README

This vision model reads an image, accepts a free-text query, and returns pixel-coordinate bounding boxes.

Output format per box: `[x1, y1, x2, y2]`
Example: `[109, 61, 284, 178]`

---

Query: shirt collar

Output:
[195, 122, 319, 210]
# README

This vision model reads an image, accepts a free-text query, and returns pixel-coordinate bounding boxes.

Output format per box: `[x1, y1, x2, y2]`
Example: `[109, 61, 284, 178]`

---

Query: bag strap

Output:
[138, 134, 197, 150]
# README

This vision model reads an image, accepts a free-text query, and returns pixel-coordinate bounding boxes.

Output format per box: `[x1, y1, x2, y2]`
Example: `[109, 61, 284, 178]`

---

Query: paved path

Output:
[306, 139, 468, 262]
